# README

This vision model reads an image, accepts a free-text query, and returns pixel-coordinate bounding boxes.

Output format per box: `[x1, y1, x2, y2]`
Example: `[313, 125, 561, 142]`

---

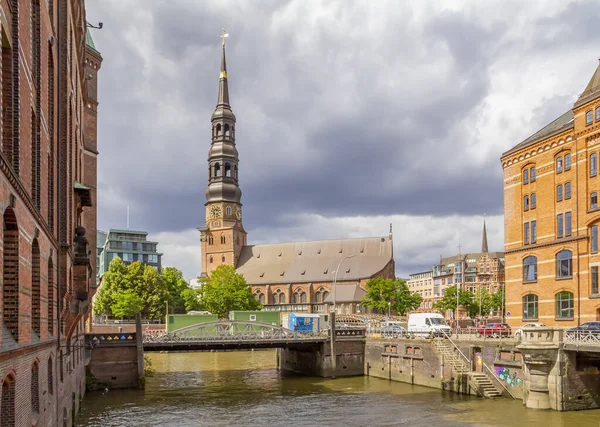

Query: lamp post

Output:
[388, 301, 391, 319]
[330, 254, 355, 379]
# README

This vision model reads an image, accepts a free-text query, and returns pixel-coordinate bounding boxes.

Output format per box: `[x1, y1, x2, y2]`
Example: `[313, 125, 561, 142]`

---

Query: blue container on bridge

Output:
[288, 314, 320, 333]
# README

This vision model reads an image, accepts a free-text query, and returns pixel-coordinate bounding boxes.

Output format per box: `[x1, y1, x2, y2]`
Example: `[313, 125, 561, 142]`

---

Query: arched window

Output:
[316, 292, 322, 303]
[592, 225, 598, 254]
[586, 110, 593, 126]
[279, 293, 286, 304]
[31, 362, 39, 414]
[234, 165, 238, 179]
[216, 123, 222, 136]
[301, 292, 307, 303]
[32, 239, 41, 336]
[226, 206, 231, 216]
[3, 208, 19, 341]
[224, 124, 230, 136]
[209, 256, 213, 264]
[555, 291, 574, 319]
[556, 250, 572, 278]
[59, 351, 64, 382]
[225, 163, 231, 177]
[259, 293, 265, 305]
[323, 291, 329, 301]
[215, 163, 221, 177]
[596, 106, 600, 122]
[556, 156, 563, 174]
[48, 258, 54, 335]
[48, 357, 54, 395]
[221, 255, 225, 263]
[523, 256, 537, 282]
[293, 292, 300, 304]
[220, 234, 226, 244]
[208, 235, 214, 245]
[1, 374, 16, 427]
[522, 294, 538, 320]
[591, 153, 597, 177]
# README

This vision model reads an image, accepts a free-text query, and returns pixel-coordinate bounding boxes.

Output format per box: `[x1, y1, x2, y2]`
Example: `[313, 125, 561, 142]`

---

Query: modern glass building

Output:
[97, 229, 163, 282]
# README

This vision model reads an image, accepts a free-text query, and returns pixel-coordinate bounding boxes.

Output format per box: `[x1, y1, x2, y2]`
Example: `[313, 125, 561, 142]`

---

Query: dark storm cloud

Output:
[86, 0, 599, 238]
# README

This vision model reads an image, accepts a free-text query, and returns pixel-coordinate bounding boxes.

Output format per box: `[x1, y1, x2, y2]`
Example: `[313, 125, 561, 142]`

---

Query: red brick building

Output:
[0, 1, 101, 425]
[198, 39, 395, 316]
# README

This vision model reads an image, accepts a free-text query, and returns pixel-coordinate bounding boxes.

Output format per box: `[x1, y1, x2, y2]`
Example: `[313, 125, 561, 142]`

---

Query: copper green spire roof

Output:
[85, 29, 96, 50]
[575, 60, 600, 108]
[481, 218, 488, 253]
[217, 45, 230, 107]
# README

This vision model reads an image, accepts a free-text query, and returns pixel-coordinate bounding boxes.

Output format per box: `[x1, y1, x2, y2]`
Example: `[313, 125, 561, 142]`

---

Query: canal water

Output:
[79, 350, 600, 427]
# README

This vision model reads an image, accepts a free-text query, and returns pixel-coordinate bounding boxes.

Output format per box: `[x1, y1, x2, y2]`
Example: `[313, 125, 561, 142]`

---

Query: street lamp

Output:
[388, 301, 391, 319]
[330, 254, 355, 379]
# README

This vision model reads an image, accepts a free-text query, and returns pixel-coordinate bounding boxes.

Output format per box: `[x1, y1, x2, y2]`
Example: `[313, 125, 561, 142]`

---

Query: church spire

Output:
[575, 59, 600, 107]
[217, 29, 230, 107]
[481, 216, 489, 253]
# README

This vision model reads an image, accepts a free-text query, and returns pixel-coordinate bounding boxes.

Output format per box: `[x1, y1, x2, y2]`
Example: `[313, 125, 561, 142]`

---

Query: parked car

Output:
[477, 323, 511, 337]
[381, 324, 407, 338]
[566, 321, 600, 337]
[514, 323, 547, 339]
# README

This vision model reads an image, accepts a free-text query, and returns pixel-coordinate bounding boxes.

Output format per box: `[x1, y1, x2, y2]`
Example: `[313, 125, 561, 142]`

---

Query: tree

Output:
[182, 287, 202, 312]
[111, 289, 145, 319]
[198, 265, 261, 318]
[162, 267, 191, 314]
[361, 278, 422, 315]
[433, 286, 475, 315]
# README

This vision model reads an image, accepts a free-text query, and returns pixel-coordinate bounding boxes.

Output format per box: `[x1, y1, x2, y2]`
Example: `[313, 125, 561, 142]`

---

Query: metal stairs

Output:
[433, 338, 502, 399]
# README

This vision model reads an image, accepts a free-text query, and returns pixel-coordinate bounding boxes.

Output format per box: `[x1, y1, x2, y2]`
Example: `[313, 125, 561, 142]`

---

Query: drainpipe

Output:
[575, 139, 581, 326]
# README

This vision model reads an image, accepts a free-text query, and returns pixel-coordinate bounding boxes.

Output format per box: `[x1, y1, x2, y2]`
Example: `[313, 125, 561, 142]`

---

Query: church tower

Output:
[199, 32, 247, 277]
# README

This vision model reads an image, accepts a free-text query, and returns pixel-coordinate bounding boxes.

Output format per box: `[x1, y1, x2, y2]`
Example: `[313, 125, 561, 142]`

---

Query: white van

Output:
[407, 313, 451, 337]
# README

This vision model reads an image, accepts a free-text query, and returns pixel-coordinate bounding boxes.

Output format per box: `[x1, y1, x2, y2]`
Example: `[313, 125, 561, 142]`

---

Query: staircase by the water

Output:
[432, 338, 502, 399]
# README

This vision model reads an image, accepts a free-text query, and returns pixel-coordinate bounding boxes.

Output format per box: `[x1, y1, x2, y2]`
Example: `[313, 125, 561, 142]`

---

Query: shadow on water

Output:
[78, 350, 600, 427]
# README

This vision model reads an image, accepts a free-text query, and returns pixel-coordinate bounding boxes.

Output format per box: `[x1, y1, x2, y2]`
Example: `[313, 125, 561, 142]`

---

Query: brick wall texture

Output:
[501, 65, 600, 328]
[0, 0, 101, 425]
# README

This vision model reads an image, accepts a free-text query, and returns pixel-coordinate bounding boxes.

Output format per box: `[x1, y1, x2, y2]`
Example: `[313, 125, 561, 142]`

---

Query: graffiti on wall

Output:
[495, 366, 523, 388]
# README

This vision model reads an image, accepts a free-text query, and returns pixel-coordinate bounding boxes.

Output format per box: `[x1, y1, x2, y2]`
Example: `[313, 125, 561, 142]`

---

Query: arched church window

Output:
[225, 163, 231, 177]
[226, 206, 231, 216]
[224, 124, 230, 136]
[208, 236, 214, 245]
[216, 124, 222, 135]
[259, 294, 265, 305]
[220, 234, 226, 244]
[215, 163, 221, 177]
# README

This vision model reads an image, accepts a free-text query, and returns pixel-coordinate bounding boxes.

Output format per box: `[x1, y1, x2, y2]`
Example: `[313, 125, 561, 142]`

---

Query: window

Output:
[523, 256, 537, 282]
[31, 363, 39, 414]
[597, 106, 600, 121]
[556, 184, 563, 202]
[523, 169, 529, 184]
[1, 375, 16, 427]
[565, 182, 571, 199]
[557, 214, 563, 238]
[556, 250, 572, 278]
[209, 256, 213, 263]
[556, 156, 563, 173]
[531, 220, 537, 243]
[3, 208, 19, 342]
[565, 153, 571, 171]
[524, 222, 530, 244]
[555, 291, 574, 319]
[530, 166, 536, 182]
[531, 193, 536, 209]
[48, 259, 54, 336]
[226, 206, 231, 216]
[591, 153, 597, 177]
[208, 236, 214, 245]
[523, 294, 538, 320]
[221, 255, 225, 263]
[565, 212, 572, 236]
[586, 110, 593, 126]
[122, 253, 133, 262]
[592, 225, 598, 253]
[592, 192, 598, 210]
[148, 254, 158, 263]
[523, 195, 529, 211]
[32, 240, 41, 335]
[220, 234, 226, 244]
[48, 357, 54, 396]
[592, 266, 599, 295]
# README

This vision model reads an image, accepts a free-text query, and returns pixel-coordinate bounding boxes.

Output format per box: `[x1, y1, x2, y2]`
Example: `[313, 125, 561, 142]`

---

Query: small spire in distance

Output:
[482, 215, 489, 253]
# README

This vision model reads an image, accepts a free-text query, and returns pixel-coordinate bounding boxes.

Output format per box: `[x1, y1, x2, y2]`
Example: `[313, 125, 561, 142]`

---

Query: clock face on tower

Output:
[210, 205, 222, 219]
[235, 206, 242, 220]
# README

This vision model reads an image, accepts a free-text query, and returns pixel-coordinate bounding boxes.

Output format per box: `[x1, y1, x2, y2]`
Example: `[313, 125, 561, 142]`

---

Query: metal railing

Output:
[85, 332, 137, 346]
[143, 321, 328, 344]
[441, 330, 518, 400]
[563, 330, 600, 348]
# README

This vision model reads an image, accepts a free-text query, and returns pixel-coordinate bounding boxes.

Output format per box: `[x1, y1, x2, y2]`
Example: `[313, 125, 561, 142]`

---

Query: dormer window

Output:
[317, 249, 321, 254]
[298, 250, 302, 255]
[278, 252, 282, 257]
[339, 248, 343, 253]
[323, 268, 328, 274]
[259, 272, 264, 277]
[586, 110, 593, 126]
[346, 268, 350, 273]
[280, 271, 285, 276]
[301, 270, 306, 275]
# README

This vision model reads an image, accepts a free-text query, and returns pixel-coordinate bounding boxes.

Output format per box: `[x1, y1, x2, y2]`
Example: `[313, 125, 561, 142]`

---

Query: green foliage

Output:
[144, 355, 156, 378]
[361, 278, 422, 316]
[93, 258, 200, 320]
[111, 289, 144, 319]
[433, 286, 475, 313]
[198, 265, 261, 318]
[182, 287, 202, 312]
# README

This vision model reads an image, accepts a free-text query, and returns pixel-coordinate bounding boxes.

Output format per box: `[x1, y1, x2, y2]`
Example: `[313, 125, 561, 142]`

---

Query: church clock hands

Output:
[210, 205, 222, 219]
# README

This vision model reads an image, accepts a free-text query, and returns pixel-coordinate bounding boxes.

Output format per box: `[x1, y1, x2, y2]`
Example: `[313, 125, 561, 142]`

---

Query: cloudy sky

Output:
[86, 0, 600, 281]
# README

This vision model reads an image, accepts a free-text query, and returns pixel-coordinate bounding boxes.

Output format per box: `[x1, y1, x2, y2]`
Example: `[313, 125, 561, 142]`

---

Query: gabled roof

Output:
[323, 284, 366, 303]
[575, 61, 600, 108]
[236, 236, 393, 285]
[502, 110, 574, 157]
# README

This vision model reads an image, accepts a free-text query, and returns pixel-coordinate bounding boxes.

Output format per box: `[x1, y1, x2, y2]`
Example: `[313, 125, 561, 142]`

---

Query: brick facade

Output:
[0, 1, 100, 426]
[501, 62, 600, 328]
